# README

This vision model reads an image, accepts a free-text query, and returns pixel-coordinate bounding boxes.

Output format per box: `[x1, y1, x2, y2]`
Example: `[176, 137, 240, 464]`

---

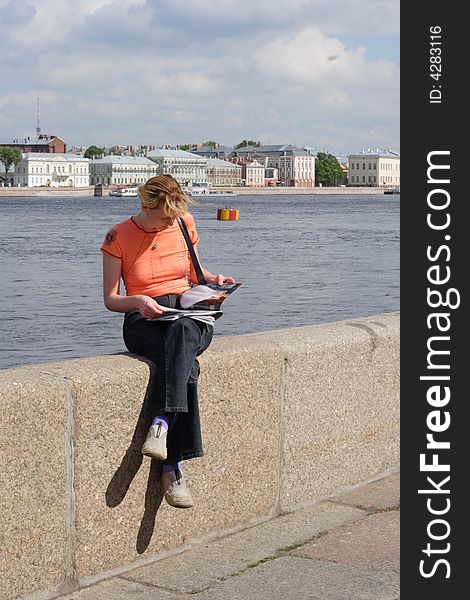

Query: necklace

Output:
[135, 213, 159, 249]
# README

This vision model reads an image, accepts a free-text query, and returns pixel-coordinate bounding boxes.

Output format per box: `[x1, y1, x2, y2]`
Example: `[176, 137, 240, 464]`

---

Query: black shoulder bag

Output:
[177, 216, 207, 285]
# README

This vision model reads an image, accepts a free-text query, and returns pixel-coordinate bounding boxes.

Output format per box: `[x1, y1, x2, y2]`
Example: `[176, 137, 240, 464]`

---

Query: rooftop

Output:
[348, 149, 400, 158]
[206, 157, 240, 168]
[20, 152, 88, 162]
[230, 144, 315, 157]
[1, 139, 51, 146]
[191, 145, 233, 155]
[88, 155, 155, 165]
[147, 148, 207, 160]
[0, 135, 63, 145]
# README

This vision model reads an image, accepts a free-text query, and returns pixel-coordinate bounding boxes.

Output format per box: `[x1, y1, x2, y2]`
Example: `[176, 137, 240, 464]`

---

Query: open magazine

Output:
[150, 282, 242, 325]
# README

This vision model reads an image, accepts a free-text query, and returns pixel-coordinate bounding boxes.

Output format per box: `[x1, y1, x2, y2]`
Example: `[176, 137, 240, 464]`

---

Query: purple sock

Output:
[163, 462, 181, 473]
[152, 415, 169, 430]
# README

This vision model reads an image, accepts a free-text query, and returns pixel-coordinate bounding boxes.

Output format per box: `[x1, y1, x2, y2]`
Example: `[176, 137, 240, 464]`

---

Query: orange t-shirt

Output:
[101, 212, 199, 297]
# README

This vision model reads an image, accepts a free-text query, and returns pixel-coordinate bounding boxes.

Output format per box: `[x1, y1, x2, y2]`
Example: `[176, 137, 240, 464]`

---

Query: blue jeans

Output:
[123, 294, 214, 463]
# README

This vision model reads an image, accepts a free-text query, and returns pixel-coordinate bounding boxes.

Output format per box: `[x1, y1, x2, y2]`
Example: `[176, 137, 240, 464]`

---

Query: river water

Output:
[0, 193, 399, 370]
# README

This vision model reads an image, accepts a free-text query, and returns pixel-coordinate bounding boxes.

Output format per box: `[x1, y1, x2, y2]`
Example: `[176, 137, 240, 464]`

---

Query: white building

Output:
[13, 153, 89, 187]
[348, 150, 400, 187]
[229, 144, 315, 187]
[206, 158, 242, 187]
[146, 149, 208, 186]
[89, 155, 158, 186]
[271, 151, 315, 188]
[244, 159, 265, 187]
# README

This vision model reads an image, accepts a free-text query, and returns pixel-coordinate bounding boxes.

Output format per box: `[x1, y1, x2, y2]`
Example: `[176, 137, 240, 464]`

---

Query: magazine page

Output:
[179, 282, 243, 310]
[147, 306, 223, 323]
[157, 312, 218, 325]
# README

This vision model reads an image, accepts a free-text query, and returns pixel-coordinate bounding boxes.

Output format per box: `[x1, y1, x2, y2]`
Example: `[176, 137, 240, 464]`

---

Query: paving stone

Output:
[58, 577, 186, 600]
[333, 473, 400, 511]
[191, 556, 399, 600]
[293, 510, 400, 572]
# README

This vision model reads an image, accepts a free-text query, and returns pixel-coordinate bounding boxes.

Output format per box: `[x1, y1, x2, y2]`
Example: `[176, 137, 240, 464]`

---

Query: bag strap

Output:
[177, 215, 207, 285]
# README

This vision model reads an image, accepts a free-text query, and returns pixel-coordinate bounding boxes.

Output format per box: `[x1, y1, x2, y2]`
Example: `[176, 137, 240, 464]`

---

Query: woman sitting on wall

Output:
[101, 174, 235, 509]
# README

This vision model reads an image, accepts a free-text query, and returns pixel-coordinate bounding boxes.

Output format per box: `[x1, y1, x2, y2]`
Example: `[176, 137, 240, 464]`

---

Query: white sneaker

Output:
[141, 422, 167, 460]
[161, 468, 194, 509]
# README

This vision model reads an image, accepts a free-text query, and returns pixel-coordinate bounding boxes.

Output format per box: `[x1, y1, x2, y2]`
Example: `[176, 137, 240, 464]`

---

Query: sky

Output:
[0, 0, 399, 157]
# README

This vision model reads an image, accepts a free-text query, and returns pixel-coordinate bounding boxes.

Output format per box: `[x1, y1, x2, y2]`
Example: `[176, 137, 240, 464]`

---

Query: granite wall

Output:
[0, 312, 399, 600]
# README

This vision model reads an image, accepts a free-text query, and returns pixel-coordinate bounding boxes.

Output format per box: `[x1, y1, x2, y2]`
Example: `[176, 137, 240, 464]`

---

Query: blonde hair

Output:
[138, 174, 192, 216]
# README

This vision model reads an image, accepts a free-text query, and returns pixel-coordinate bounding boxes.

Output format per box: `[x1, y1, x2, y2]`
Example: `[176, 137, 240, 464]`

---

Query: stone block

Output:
[333, 472, 400, 511]
[192, 556, 399, 600]
[57, 577, 186, 600]
[258, 312, 400, 509]
[0, 368, 68, 600]
[292, 510, 400, 572]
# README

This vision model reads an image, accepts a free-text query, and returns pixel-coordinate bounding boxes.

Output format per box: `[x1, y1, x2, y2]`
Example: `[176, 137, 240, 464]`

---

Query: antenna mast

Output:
[36, 98, 41, 139]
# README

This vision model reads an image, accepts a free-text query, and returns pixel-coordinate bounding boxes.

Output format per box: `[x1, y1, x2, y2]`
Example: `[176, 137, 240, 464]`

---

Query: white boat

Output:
[186, 188, 237, 197]
[384, 186, 400, 195]
[109, 186, 139, 197]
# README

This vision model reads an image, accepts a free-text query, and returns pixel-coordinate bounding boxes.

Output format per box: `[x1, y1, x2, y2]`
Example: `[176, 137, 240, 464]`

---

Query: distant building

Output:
[0, 134, 67, 154]
[229, 148, 267, 166]
[347, 150, 400, 187]
[206, 158, 242, 187]
[242, 159, 265, 187]
[89, 155, 158, 186]
[229, 144, 315, 187]
[68, 145, 88, 155]
[264, 166, 279, 187]
[190, 144, 233, 159]
[146, 148, 208, 186]
[13, 153, 89, 187]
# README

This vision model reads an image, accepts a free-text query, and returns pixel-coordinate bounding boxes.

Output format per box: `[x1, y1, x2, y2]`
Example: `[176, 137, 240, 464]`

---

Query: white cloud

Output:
[0, 0, 146, 48]
[255, 27, 398, 87]
[319, 91, 352, 110]
[256, 28, 365, 84]
[152, 0, 399, 36]
[148, 72, 218, 97]
[0, 90, 58, 110]
[0, 0, 36, 24]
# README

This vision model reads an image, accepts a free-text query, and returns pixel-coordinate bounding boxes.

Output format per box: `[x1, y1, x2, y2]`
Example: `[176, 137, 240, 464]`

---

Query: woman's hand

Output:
[207, 273, 236, 286]
[135, 295, 166, 318]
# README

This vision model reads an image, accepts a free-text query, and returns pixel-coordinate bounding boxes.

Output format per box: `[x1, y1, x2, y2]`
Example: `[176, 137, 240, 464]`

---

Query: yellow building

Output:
[348, 150, 400, 188]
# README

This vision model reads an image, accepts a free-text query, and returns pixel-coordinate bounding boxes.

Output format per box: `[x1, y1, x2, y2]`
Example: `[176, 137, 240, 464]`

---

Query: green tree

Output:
[179, 144, 192, 151]
[315, 152, 344, 186]
[0, 146, 21, 184]
[234, 139, 259, 149]
[203, 140, 218, 148]
[84, 145, 104, 159]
